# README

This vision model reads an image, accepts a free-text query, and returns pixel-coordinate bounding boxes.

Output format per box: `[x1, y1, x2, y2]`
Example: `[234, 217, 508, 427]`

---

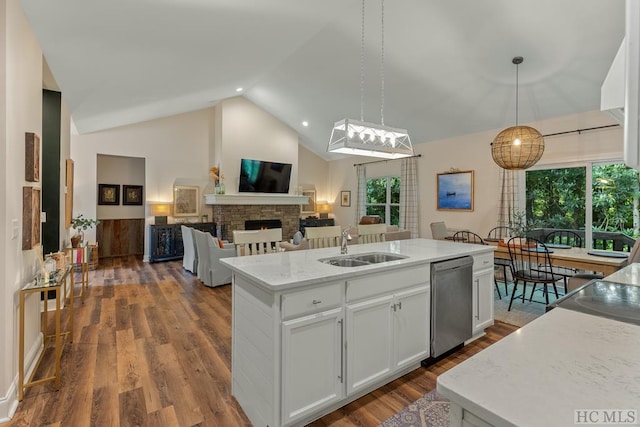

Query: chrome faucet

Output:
[341, 227, 351, 254]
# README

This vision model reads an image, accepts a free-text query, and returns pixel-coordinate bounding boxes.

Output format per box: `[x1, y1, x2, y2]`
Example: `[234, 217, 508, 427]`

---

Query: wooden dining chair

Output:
[486, 226, 513, 299]
[543, 230, 583, 293]
[544, 230, 583, 247]
[357, 224, 387, 244]
[306, 225, 342, 249]
[506, 237, 561, 311]
[233, 228, 283, 256]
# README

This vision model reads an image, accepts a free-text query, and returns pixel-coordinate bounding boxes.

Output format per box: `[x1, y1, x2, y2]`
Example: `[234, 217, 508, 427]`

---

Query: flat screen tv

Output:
[239, 158, 292, 194]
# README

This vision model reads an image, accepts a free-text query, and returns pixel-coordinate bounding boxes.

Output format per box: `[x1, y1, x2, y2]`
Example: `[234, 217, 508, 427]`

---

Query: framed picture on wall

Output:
[123, 185, 143, 205]
[25, 132, 40, 182]
[301, 190, 316, 214]
[437, 170, 474, 211]
[340, 190, 351, 207]
[173, 185, 200, 217]
[98, 184, 120, 205]
[22, 186, 41, 250]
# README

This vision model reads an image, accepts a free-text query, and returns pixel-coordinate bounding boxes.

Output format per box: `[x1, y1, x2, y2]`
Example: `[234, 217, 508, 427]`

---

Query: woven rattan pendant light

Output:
[491, 57, 544, 170]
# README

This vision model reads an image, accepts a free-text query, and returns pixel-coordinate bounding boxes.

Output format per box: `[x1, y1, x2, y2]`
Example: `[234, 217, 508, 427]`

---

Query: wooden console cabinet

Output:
[299, 218, 335, 235]
[149, 222, 216, 262]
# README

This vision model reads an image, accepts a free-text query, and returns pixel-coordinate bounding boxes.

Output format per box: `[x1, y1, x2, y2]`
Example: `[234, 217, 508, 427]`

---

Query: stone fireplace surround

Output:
[205, 193, 308, 242]
[208, 204, 300, 242]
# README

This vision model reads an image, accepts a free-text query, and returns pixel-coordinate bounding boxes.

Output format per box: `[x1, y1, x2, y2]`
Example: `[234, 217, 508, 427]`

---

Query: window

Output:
[525, 162, 639, 251]
[366, 176, 400, 225]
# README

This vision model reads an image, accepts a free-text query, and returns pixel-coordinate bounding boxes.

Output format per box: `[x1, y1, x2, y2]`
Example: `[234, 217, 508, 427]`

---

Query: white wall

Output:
[0, 0, 44, 420]
[217, 96, 298, 194]
[96, 154, 145, 219]
[324, 110, 623, 237]
[71, 108, 213, 260]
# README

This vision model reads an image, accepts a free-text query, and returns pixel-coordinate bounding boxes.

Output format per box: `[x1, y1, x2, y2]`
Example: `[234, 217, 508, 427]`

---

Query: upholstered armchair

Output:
[205, 233, 235, 287]
[181, 225, 197, 273]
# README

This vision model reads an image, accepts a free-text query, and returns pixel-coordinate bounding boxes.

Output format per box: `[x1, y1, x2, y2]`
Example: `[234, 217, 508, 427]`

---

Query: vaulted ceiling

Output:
[21, 0, 625, 160]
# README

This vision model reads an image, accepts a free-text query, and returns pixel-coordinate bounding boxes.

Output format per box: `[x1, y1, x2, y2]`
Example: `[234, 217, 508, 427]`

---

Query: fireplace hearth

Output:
[208, 204, 299, 242]
[245, 219, 283, 230]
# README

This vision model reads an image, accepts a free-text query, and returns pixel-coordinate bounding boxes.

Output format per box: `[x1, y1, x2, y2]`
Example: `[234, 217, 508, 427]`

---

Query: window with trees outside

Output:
[525, 162, 639, 251]
[366, 176, 400, 225]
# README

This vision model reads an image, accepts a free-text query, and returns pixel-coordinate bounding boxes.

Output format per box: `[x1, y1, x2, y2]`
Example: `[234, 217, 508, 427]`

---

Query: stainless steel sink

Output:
[323, 258, 370, 267]
[352, 253, 407, 264]
[319, 252, 408, 267]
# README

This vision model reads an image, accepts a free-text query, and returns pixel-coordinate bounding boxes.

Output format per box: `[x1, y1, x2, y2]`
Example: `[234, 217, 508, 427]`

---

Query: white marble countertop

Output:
[602, 262, 640, 286]
[437, 265, 640, 427]
[220, 238, 493, 291]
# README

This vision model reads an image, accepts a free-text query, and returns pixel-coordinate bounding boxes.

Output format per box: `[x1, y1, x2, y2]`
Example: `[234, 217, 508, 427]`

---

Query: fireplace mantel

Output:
[204, 193, 308, 205]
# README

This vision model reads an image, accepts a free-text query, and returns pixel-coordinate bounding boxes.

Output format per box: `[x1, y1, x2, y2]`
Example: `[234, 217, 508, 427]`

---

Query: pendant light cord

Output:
[360, 0, 365, 122]
[515, 60, 519, 126]
[380, 0, 385, 126]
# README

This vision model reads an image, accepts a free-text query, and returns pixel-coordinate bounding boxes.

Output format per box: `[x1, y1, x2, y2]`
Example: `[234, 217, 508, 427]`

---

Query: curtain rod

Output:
[542, 123, 620, 138]
[353, 153, 422, 167]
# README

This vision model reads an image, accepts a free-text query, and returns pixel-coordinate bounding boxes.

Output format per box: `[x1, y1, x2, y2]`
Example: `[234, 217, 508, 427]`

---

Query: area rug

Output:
[378, 390, 449, 427]
[493, 282, 550, 327]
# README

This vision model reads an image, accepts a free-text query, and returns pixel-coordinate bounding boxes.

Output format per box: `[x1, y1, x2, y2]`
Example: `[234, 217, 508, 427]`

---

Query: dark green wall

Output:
[42, 90, 61, 253]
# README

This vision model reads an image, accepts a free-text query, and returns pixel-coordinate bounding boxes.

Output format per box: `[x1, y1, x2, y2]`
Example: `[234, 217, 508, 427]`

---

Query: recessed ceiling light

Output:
[236, 87, 243, 93]
[302, 121, 309, 127]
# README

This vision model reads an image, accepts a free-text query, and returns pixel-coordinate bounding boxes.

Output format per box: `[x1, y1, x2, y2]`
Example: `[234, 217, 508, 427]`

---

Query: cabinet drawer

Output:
[281, 282, 343, 319]
[473, 252, 494, 272]
[346, 266, 428, 302]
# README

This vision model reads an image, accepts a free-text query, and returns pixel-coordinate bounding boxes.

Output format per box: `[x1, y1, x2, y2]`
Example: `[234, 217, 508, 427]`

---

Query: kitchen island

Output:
[437, 263, 640, 427]
[221, 238, 495, 427]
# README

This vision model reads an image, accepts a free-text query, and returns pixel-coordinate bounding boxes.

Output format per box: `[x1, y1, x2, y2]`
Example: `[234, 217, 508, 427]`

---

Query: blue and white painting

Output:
[437, 171, 473, 210]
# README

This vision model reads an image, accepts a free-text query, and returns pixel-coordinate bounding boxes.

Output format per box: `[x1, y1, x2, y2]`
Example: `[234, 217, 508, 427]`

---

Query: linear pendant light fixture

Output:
[491, 56, 544, 170]
[327, 0, 413, 159]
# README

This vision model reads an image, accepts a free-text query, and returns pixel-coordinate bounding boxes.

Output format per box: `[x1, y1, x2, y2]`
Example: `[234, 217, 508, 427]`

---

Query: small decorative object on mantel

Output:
[209, 166, 226, 194]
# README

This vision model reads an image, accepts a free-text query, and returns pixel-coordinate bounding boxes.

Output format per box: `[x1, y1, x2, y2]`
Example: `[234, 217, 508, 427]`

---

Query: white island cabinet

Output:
[471, 252, 495, 338]
[222, 239, 494, 427]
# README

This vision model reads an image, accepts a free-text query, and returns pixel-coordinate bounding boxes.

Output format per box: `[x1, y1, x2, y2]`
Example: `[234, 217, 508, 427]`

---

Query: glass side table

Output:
[65, 244, 89, 302]
[18, 266, 72, 401]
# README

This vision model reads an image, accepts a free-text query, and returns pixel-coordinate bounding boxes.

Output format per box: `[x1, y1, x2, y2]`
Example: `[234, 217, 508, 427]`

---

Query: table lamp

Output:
[317, 201, 332, 219]
[151, 203, 171, 225]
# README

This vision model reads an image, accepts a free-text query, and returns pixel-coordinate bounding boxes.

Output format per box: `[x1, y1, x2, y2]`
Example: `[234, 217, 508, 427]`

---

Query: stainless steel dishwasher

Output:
[430, 256, 473, 358]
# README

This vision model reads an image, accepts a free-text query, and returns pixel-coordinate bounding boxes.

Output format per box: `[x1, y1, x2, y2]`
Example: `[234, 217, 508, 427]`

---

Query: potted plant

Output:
[71, 214, 99, 247]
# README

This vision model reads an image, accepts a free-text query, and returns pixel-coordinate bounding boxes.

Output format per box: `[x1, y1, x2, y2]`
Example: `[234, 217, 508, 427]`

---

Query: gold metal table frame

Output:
[18, 266, 72, 401]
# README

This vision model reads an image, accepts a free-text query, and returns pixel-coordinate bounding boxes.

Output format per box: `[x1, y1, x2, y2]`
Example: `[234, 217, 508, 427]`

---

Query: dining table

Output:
[489, 240, 629, 276]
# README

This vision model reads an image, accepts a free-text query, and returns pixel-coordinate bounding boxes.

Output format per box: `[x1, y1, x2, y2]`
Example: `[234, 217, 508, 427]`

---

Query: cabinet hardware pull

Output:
[397, 301, 402, 310]
[391, 303, 396, 311]
[312, 299, 322, 305]
[475, 278, 480, 320]
[338, 319, 344, 382]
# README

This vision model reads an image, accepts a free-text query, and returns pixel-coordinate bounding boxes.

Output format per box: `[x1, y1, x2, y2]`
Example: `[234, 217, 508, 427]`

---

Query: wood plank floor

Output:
[5, 257, 518, 427]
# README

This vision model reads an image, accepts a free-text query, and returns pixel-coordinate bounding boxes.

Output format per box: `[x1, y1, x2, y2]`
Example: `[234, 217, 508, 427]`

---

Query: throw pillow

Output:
[292, 231, 303, 245]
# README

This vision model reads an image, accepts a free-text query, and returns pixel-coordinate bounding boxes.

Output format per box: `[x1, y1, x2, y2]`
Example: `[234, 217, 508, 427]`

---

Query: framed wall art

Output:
[301, 190, 316, 214]
[22, 186, 41, 250]
[341, 190, 351, 207]
[65, 159, 74, 228]
[25, 132, 40, 182]
[98, 184, 120, 205]
[437, 170, 474, 211]
[123, 185, 144, 205]
[173, 185, 200, 217]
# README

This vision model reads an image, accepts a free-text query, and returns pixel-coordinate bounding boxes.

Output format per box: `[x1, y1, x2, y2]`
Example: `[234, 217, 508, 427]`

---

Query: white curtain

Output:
[400, 157, 419, 237]
[355, 165, 367, 225]
[497, 168, 519, 230]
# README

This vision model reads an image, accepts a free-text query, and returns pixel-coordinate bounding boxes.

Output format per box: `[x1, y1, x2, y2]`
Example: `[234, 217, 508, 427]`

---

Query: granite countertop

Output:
[220, 238, 494, 291]
[437, 307, 640, 427]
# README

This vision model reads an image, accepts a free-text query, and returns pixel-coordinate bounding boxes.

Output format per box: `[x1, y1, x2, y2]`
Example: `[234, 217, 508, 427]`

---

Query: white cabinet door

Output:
[394, 285, 430, 369]
[472, 269, 494, 335]
[282, 308, 344, 425]
[346, 294, 393, 394]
